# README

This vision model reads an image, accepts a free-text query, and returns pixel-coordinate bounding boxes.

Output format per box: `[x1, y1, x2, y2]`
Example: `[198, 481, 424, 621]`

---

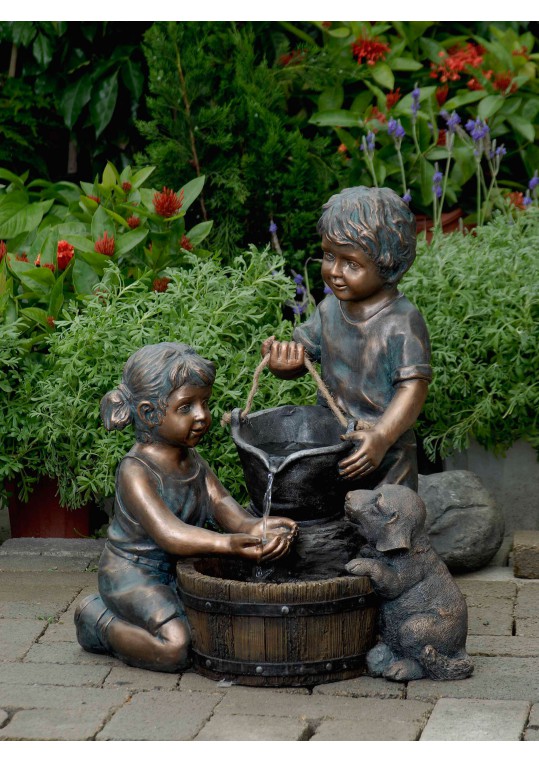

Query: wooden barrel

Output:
[177, 557, 378, 687]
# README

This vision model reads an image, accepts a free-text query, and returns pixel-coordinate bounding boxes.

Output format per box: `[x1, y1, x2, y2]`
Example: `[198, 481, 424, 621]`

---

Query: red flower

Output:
[492, 72, 518, 94]
[46, 316, 55, 329]
[153, 187, 184, 218]
[0, 241, 6, 261]
[180, 234, 193, 251]
[95, 231, 115, 256]
[16, 252, 28, 262]
[35, 253, 41, 266]
[278, 49, 306, 67]
[437, 129, 447, 147]
[122, 182, 132, 193]
[386, 88, 401, 110]
[152, 277, 171, 292]
[57, 240, 74, 270]
[508, 191, 526, 210]
[337, 143, 348, 154]
[127, 215, 141, 229]
[322, 21, 332, 28]
[367, 106, 387, 125]
[431, 42, 484, 83]
[87, 195, 100, 204]
[512, 45, 529, 60]
[352, 36, 390, 66]
[43, 263, 55, 272]
[435, 85, 449, 107]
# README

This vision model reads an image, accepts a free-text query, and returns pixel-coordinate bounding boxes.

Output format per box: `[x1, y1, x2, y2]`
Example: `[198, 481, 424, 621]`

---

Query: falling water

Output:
[253, 470, 275, 580]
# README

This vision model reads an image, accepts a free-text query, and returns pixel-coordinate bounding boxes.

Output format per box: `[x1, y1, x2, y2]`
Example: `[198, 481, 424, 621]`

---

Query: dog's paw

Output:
[384, 658, 425, 682]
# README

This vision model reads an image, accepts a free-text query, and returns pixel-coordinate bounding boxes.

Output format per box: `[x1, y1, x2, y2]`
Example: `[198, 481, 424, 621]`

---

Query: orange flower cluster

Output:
[153, 187, 184, 218]
[386, 89, 401, 110]
[278, 49, 306, 67]
[180, 234, 193, 251]
[95, 231, 115, 256]
[127, 215, 141, 229]
[152, 277, 171, 292]
[430, 42, 484, 83]
[57, 240, 74, 270]
[0, 240, 6, 261]
[351, 36, 390, 66]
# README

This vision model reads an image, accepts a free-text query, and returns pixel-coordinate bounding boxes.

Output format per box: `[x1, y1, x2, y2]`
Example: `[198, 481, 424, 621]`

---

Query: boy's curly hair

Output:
[317, 186, 416, 284]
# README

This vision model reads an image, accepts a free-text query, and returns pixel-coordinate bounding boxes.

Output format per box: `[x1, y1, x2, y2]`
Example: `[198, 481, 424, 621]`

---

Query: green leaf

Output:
[309, 110, 363, 128]
[11, 22, 36, 47]
[131, 166, 156, 189]
[478, 94, 505, 121]
[326, 26, 350, 38]
[102, 162, 119, 188]
[0, 197, 53, 239]
[318, 85, 344, 112]
[0, 168, 28, 190]
[90, 71, 119, 138]
[72, 258, 100, 295]
[179, 176, 205, 214]
[32, 33, 53, 67]
[91, 205, 115, 241]
[114, 228, 148, 256]
[48, 272, 65, 317]
[390, 57, 422, 71]
[69, 235, 98, 255]
[443, 90, 487, 110]
[121, 59, 144, 101]
[185, 220, 213, 246]
[59, 74, 93, 130]
[77, 251, 110, 276]
[350, 91, 373, 114]
[507, 115, 535, 142]
[371, 62, 394, 90]
[103, 208, 130, 229]
[20, 307, 51, 328]
[419, 158, 435, 206]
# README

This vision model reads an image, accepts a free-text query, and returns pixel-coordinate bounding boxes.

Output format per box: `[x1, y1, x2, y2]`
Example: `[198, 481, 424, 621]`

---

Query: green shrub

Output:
[403, 209, 539, 458]
[29, 248, 316, 509]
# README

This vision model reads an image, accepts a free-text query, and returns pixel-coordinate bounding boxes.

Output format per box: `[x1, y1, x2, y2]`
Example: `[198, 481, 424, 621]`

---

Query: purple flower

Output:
[292, 303, 306, 315]
[402, 191, 412, 204]
[443, 110, 461, 133]
[411, 86, 420, 120]
[269, 221, 278, 234]
[496, 145, 507, 157]
[432, 170, 443, 200]
[388, 118, 406, 140]
[528, 171, 539, 191]
[296, 285, 306, 297]
[523, 194, 533, 207]
[465, 117, 489, 142]
[323, 284, 333, 295]
[361, 131, 376, 154]
[292, 272, 304, 285]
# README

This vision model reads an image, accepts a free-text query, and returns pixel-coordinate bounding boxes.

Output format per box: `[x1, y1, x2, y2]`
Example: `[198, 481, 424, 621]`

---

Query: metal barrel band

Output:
[178, 588, 378, 617]
[192, 650, 368, 677]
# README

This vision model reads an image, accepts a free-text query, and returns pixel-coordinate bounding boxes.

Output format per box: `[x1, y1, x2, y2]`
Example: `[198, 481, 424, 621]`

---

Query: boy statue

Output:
[262, 186, 432, 492]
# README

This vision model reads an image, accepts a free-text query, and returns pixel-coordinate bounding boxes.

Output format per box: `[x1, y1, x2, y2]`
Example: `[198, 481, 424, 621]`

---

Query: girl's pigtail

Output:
[100, 385, 134, 431]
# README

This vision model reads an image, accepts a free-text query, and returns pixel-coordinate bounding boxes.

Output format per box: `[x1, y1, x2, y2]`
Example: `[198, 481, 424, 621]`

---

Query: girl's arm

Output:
[118, 460, 261, 558]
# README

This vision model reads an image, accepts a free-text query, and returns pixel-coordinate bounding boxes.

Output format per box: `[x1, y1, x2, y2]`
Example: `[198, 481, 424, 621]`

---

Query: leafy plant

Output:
[27, 249, 316, 509]
[403, 209, 539, 459]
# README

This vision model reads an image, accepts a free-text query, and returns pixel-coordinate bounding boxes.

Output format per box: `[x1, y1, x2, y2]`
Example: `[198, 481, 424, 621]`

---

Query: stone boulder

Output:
[418, 470, 505, 573]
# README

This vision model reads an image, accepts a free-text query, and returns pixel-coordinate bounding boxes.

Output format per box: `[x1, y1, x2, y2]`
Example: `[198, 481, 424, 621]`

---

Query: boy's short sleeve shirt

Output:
[293, 293, 432, 424]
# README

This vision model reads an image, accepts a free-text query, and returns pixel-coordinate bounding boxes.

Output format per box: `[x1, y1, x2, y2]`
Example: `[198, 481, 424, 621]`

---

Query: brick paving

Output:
[0, 538, 538, 740]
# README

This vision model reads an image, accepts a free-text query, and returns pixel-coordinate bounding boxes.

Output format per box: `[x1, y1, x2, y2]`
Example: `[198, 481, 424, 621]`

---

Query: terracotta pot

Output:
[6, 477, 91, 539]
[415, 208, 467, 243]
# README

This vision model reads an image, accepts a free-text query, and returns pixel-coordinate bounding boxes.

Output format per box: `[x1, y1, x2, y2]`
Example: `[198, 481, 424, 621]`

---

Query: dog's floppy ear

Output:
[375, 511, 412, 552]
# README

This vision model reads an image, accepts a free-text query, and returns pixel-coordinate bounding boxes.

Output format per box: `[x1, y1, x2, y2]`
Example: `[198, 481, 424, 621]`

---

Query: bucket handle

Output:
[221, 350, 350, 428]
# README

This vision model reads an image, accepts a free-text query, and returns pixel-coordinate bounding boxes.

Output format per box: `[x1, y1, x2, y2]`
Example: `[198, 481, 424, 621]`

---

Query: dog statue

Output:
[345, 484, 473, 682]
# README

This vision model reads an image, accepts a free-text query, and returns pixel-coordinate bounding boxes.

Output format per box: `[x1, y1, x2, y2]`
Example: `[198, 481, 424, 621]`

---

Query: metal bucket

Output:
[230, 405, 352, 523]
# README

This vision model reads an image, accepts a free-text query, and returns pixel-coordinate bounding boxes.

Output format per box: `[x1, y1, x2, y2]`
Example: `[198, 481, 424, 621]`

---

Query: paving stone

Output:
[215, 688, 433, 724]
[456, 579, 517, 599]
[456, 566, 516, 582]
[528, 703, 539, 726]
[408, 657, 539, 702]
[0, 555, 93, 572]
[37, 621, 79, 644]
[23, 642, 117, 666]
[467, 636, 539, 657]
[524, 728, 539, 740]
[515, 618, 539, 637]
[103, 664, 180, 691]
[313, 675, 405, 699]
[0, 706, 113, 741]
[0, 619, 47, 660]
[0, 709, 7, 727]
[177, 671, 310, 694]
[195, 714, 309, 741]
[467, 599, 513, 635]
[0, 537, 105, 558]
[419, 698, 529, 741]
[515, 586, 539, 618]
[0, 662, 111, 687]
[0, 683, 129, 711]
[514, 531, 539, 579]
[96, 690, 223, 741]
[311, 715, 426, 742]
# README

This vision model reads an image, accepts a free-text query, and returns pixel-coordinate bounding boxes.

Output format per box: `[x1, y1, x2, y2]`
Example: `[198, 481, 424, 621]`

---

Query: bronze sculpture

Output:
[75, 342, 297, 672]
[262, 186, 431, 493]
[345, 485, 473, 681]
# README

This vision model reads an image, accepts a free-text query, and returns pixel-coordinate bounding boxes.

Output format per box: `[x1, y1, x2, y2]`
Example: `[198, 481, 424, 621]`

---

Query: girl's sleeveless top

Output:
[106, 450, 213, 562]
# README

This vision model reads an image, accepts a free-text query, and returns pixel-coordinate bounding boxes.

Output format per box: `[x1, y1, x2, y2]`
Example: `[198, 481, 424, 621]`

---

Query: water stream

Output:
[253, 470, 275, 580]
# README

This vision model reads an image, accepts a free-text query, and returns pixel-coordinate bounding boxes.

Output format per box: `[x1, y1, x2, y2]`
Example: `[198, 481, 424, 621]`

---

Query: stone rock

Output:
[513, 530, 539, 579]
[418, 470, 504, 573]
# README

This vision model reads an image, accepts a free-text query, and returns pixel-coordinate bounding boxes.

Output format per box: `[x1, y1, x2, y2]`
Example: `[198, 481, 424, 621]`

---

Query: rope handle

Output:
[221, 346, 369, 430]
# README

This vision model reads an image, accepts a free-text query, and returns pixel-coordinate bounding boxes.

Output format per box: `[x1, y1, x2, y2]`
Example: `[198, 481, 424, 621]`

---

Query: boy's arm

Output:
[339, 379, 429, 480]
